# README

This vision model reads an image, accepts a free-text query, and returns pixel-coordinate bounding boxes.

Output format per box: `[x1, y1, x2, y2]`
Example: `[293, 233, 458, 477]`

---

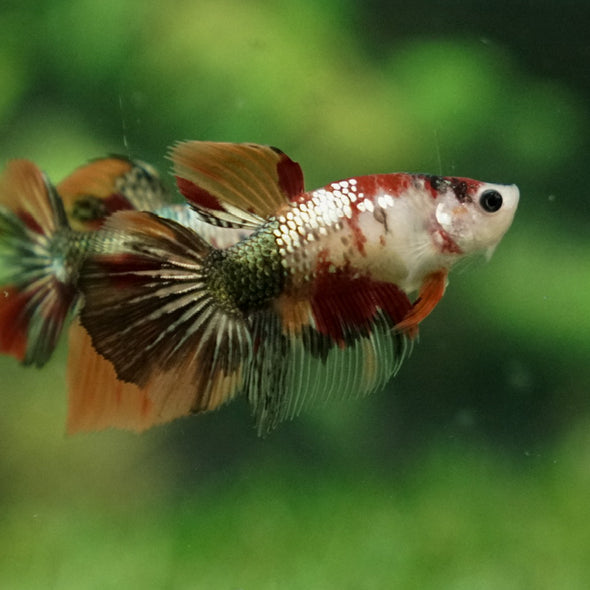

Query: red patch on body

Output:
[353, 173, 412, 198]
[346, 208, 367, 257]
[310, 269, 413, 346]
[422, 177, 439, 199]
[347, 174, 414, 257]
[176, 176, 224, 211]
[435, 229, 463, 254]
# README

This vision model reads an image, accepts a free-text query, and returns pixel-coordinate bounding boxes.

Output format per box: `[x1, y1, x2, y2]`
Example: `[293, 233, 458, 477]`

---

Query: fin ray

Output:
[247, 310, 411, 435]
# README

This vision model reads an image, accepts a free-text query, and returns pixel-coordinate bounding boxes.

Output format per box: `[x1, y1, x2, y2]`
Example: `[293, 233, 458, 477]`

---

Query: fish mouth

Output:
[505, 184, 520, 212]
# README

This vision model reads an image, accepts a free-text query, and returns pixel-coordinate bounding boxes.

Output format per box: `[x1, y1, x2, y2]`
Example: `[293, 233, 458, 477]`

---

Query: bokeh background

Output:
[1, 1, 590, 588]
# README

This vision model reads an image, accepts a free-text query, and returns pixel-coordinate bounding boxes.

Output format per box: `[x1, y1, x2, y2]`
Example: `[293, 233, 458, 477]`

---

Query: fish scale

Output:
[205, 222, 285, 313]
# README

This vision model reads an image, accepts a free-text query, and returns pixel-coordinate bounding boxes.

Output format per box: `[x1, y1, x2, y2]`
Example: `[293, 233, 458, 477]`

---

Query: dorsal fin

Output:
[170, 141, 304, 228]
[57, 157, 170, 231]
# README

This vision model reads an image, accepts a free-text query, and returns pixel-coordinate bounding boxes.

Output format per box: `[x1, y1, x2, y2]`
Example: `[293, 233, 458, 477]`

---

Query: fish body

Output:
[0, 142, 519, 434]
[274, 173, 500, 294]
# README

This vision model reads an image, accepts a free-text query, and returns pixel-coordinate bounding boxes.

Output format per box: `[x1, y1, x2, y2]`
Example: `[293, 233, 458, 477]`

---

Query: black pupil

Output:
[480, 190, 503, 213]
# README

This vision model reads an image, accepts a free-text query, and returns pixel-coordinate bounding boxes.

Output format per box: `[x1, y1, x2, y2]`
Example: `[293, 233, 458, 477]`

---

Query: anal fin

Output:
[247, 274, 415, 435]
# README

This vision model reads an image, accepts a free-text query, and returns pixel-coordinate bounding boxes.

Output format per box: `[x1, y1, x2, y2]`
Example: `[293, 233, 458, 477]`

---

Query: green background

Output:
[1, 1, 589, 588]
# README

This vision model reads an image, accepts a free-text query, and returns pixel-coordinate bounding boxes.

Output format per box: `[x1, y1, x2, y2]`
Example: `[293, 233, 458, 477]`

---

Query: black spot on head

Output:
[451, 179, 469, 203]
[429, 176, 447, 192]
[421, 175, 472, 202]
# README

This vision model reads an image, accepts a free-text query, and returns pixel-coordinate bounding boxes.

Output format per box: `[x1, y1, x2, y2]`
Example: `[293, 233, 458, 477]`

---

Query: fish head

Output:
[430, 177, 519, 258]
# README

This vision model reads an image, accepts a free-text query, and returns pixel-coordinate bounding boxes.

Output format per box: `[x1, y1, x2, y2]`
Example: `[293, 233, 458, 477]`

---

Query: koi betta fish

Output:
[0, 142, 519, 435]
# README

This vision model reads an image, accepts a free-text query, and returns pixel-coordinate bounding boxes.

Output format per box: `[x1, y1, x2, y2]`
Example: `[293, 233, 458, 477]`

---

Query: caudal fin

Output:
[0, 160, 76, 366]
[75, 210, 251, 430]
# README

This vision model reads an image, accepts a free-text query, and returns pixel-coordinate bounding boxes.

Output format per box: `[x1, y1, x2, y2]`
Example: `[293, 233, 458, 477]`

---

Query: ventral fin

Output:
[395, 270, 448, 336]
[170, 141, 304, 228]
[57, 157, 170, 231]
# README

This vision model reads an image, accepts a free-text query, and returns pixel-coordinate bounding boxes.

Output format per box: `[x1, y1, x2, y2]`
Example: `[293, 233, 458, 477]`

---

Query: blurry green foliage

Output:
[3, 434, 590, 589]
[1, 0, 589, 587]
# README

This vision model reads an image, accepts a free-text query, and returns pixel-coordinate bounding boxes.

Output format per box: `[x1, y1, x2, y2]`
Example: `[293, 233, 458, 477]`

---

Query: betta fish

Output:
[0, 142, 519, 435]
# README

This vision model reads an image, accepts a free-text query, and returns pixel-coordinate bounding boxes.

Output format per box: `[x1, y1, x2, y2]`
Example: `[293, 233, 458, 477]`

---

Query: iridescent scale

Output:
[275, 178, 364, 287]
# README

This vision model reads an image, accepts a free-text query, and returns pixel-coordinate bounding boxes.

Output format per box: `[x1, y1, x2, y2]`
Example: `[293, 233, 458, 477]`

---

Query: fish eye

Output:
[479, 189, 503, 213]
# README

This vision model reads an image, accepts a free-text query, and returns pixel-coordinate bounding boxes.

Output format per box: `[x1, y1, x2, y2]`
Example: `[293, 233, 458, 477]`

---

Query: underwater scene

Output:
[1, 1, 589, 588]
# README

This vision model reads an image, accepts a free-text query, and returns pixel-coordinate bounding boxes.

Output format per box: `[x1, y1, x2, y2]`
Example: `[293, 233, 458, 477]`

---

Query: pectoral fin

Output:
[395, 270, 448, 336]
